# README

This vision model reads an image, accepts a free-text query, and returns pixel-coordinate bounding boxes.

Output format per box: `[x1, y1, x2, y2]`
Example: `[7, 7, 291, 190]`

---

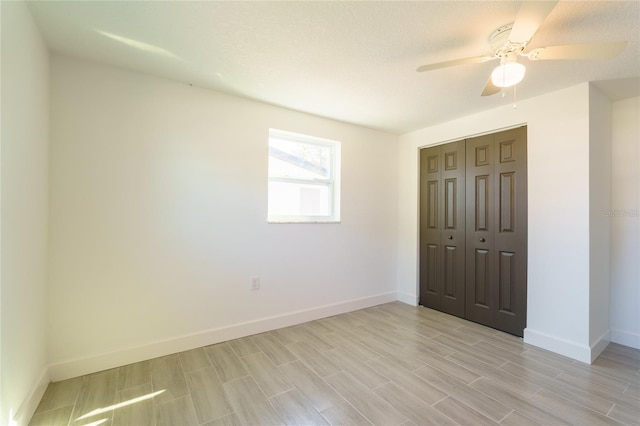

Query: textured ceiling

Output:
[27, 1, 640, 134]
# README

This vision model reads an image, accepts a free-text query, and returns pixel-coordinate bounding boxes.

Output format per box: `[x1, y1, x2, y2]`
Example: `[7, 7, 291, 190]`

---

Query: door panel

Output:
[465, 127, 527, 336]
[445, 178, 457, 229]
[439, 141, 466, 317]
[475, 144, 491, 166]
[499, 172, 515, 232]
[444, 245, 457, 297]
[419, 141, 466, 317]
[466, 134, 494, 327]
[425, 244, 438, 293]
[493, 127, 527, 335]
[420, 148, 441, 309]
[498, 251, 516, 314]
[475, 175, 490, 231]
[474, 249, 490, 308]
[426, 180, 438, 229]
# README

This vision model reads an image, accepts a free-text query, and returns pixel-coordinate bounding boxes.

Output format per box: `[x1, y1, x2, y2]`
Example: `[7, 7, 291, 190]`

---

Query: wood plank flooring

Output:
[29, 302, 640, 426]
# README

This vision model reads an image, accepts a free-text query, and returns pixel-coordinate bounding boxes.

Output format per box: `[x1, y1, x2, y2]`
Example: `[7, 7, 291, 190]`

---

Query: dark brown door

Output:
[419, 140, 466, 318]
[465, 127, 527, 336]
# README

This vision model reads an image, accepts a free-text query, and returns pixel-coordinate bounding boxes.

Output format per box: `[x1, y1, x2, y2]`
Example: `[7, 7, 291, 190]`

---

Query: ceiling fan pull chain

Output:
[513, 84, 518, 109]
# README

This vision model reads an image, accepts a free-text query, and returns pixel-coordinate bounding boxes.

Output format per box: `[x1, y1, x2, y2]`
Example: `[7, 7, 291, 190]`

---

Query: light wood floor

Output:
[30, 302, 640, 426]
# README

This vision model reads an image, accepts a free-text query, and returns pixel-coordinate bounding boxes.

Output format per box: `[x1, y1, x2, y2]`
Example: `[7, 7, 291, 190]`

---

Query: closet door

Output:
[419, 141, 466, 318]
[465, 127, 527, 336]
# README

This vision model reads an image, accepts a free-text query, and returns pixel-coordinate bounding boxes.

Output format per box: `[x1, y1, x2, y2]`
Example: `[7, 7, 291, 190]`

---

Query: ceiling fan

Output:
[416, 1, 627, 96]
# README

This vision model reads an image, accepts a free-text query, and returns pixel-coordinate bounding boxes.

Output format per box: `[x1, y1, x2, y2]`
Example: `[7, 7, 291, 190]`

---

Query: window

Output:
[268, 129, 340, 223]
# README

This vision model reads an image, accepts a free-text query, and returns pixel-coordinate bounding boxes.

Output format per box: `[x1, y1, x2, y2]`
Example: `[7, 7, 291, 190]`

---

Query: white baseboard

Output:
[397, 292, 418, 306]
[590, 330, 611, 363]
[523, 328, 593, 364]
[611, 328, 640, 349]
[49, 291, 396, 381]
[13, 366, 50, 426]
[523, 328, 611, 364]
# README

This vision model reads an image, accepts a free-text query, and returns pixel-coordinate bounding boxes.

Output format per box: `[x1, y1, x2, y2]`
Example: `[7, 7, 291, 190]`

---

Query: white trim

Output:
[524, 327, 593, 364]
[611, 328, 640, 349]
[405, 306, 611, 363]
[417, 123, 528, 150]
[13, 367, 50, 426]
[590, 330, 611, 363]
[48, 291, 396, 381]
[397, 292, 418, 306]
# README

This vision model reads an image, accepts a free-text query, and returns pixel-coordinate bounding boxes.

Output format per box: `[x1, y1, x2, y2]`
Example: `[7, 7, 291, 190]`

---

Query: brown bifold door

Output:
[419, 140, 466, 318]
[465, 127, 527, 336]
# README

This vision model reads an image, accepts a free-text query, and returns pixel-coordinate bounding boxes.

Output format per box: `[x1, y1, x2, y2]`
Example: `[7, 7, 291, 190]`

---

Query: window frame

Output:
[267, 128, 341, 224]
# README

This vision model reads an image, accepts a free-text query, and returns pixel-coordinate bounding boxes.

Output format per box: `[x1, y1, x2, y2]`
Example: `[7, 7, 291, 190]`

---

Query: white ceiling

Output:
[27, 1, 640, 134]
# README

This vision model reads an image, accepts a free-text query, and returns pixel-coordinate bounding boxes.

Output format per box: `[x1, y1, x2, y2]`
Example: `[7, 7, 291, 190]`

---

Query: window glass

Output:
[268, 129, 340, 223]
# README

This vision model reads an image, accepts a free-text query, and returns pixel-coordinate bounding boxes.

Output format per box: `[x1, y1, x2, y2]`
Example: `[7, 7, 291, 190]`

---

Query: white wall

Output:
[398, 84, 600, 363]
[0, 1, 50, 424]
[48, 55, 398, 380]
[610, 96, 640, 348]
[588, 85, 612, 360]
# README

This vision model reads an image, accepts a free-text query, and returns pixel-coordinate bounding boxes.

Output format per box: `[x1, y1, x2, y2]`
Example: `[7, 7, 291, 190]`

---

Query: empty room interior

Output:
[2, 1, 639, 425]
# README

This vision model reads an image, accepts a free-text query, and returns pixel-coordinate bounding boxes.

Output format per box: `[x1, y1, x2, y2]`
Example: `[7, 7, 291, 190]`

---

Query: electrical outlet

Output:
[251, 276, 260, 291]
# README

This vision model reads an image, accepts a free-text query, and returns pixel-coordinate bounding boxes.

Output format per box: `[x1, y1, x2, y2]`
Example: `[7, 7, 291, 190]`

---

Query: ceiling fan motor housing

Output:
[490, 24, 527, 59]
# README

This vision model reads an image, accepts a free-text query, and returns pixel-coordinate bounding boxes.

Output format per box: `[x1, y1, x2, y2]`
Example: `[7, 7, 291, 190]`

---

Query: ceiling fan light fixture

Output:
[491, 61, 526, 88]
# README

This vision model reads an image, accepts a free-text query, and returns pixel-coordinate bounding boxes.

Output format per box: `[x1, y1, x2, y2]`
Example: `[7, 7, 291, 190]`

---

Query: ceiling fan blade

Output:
[527, 42, 627, 60]
[481, 77, 501, 97]
[509, 1, 558, 43]
[417, 55, 494, 72]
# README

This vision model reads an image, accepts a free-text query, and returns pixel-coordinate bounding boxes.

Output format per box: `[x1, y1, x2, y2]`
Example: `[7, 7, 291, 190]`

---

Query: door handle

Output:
[480, 238, 486, 242]
[448, 235, 453, 240]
